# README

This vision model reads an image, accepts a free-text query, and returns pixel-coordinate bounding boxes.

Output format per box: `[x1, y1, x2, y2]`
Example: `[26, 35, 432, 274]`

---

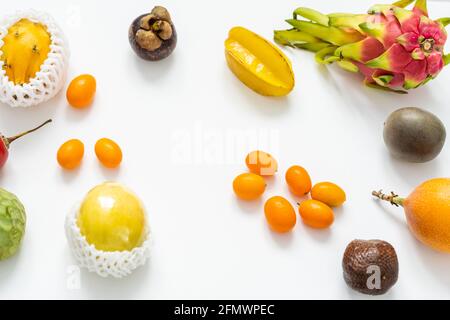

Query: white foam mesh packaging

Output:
[0, 10, 69, 108]
[65, 204, 152, 278]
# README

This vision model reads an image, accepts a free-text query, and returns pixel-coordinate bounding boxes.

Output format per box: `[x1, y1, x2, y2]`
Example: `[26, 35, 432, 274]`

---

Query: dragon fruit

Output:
[274, 0, 450, 93]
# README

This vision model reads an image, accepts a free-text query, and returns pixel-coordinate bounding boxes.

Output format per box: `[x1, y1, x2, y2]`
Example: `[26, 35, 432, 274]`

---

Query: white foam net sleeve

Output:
[65, 204, 152, 278]
[0, 10, 69, 108]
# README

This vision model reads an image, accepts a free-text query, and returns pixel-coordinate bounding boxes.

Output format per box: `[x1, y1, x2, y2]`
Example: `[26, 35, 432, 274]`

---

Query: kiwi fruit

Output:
[383, 107, 446, 163]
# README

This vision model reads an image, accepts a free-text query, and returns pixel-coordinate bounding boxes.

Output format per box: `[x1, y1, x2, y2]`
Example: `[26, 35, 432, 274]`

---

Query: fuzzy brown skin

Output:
[343, 240, 399, 296]
[383, 107, 446, 163]
[129, 13, 177, 61]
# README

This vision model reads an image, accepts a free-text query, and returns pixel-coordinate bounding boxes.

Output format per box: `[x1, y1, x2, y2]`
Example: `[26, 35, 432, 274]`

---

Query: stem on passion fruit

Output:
[7, 119, 52, 145]
[372, 190, 405, 207]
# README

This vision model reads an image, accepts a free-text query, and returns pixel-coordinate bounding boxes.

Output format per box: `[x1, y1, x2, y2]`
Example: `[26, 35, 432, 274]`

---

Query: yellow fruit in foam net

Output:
[1, 19, 51, 85]
[77, 182, 147, 252]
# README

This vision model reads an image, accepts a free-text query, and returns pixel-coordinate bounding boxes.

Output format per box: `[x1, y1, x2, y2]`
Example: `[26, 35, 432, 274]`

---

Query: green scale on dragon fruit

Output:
[274, 0, 450, 93]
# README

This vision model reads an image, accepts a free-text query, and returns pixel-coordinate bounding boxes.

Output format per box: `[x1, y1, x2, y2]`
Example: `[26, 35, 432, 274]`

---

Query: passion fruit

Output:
[383, 107, 446, 163]
[128, 6, 177, 61]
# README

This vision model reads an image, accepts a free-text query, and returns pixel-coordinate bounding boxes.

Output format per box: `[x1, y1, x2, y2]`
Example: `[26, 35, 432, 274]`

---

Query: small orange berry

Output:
[311, 182, 346, 207]
[298, 200, 334, 229]
[264, 196, 296, 233]
[67, 74, 96, 108]
[285, 165, 312, 196]
[233, 173, 266, 200]
[95, 138, 122, 168]
[57, 139, 84, 170]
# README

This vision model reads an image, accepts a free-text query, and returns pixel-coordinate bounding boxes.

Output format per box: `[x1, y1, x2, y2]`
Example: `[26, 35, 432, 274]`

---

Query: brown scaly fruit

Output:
[343, 239, 399, 295]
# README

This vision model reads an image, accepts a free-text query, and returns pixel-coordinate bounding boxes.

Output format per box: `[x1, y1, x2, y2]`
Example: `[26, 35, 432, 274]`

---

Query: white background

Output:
[0, 0, 449, 300]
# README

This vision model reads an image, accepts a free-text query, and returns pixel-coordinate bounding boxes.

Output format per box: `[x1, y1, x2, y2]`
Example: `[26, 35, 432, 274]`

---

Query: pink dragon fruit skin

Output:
[274, 0, 450, 93]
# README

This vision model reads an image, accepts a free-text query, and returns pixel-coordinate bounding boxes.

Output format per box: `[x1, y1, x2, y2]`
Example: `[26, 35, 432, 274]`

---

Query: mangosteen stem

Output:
[7, 119, 52, 145]
[372, 190, 405, 207]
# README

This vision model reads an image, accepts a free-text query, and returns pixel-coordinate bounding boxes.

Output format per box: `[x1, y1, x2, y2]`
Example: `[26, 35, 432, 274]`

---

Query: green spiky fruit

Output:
[0, 188, 26, 260]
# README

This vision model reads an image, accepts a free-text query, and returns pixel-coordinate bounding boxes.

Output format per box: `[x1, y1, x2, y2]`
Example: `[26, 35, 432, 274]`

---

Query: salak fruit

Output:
[225, 27, 295, 96]
[0, 188, 26, 261]
[343, 240, 399, 295]
[274, 0, 450, 93]
[372, 178, 450, 253]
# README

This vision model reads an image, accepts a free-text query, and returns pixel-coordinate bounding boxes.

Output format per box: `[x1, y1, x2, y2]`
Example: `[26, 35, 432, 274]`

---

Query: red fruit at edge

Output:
[0, 139, 8, 168]
[0, 120, 52, 169]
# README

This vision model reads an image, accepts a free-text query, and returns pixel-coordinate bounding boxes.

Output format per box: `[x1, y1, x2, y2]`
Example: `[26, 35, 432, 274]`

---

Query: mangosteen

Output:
[383, 107, 446, 163]
[343, 239, 399, 296]
[129, 6, 177, 61]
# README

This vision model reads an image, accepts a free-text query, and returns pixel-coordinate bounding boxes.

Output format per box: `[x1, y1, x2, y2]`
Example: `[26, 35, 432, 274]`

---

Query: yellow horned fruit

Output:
[1, 19, 51, 85]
